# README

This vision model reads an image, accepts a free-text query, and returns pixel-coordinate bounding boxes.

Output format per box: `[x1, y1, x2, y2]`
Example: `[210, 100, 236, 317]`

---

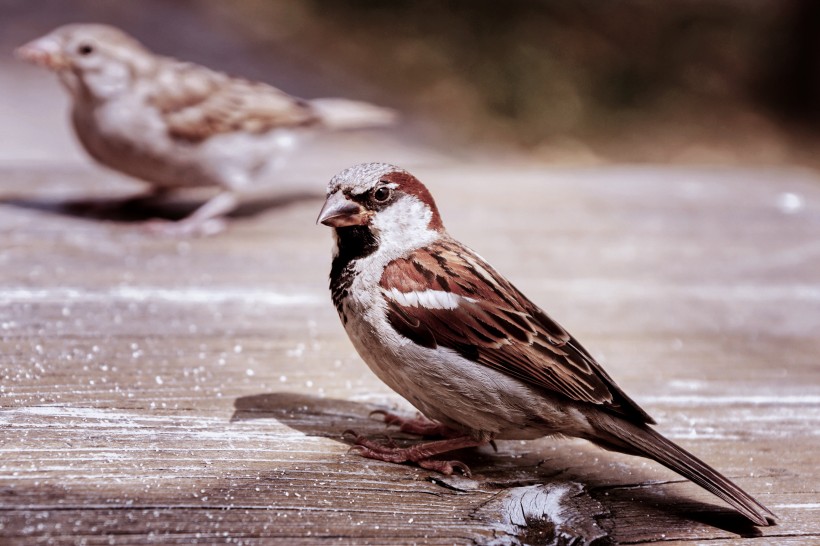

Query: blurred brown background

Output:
[2, 3, 819, 543]
[2, 0, 820, 167]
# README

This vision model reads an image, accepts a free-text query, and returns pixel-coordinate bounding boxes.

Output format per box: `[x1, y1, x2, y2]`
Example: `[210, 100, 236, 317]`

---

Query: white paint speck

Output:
[776, 192, 804, 213]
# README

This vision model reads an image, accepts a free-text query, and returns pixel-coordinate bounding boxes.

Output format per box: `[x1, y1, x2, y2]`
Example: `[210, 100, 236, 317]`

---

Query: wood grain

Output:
[1, 164, 818, 545]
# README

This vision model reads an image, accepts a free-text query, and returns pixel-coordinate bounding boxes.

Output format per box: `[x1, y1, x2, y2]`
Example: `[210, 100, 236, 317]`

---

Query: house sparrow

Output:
[16, 24, 396, 236]
[317, 162, 776, 526]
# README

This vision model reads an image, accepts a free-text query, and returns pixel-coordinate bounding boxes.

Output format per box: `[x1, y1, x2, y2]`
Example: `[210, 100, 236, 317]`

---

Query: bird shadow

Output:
[0, 191, 319, 224]
[587, 481, 765, 538]
[231, 391, 767, 539]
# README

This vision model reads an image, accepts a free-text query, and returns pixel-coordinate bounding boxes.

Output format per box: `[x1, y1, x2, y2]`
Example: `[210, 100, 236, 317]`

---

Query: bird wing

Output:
[379, 238, 655, 424]
[147, 61, 320, 142]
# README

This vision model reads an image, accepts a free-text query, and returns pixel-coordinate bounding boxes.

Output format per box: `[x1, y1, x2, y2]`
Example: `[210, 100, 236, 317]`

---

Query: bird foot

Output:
[140, 217, 226, 237]
[369, 410, 462, 438]
[343, 429, 482, 476]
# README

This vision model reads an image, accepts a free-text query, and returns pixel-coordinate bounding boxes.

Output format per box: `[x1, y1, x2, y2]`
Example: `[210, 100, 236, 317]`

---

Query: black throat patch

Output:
[329, 226, 378, 322]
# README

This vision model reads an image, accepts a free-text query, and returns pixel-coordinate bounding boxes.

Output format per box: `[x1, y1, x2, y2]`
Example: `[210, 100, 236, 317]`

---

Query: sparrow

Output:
[317, 162, 776, 526]
[16, 24, 396, 236]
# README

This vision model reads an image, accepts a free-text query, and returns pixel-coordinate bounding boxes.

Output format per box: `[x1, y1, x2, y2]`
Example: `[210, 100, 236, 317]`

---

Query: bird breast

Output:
[70, 96, 206, 186]
[341, 279, 576, 441]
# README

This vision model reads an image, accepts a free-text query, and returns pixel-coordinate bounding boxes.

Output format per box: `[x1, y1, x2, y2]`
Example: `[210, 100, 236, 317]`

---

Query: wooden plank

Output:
[1, 165, 818, 544]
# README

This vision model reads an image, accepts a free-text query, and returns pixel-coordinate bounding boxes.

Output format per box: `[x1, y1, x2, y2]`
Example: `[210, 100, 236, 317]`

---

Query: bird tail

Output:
[310, 98, 397, 130]
[587, 414, 776, 526]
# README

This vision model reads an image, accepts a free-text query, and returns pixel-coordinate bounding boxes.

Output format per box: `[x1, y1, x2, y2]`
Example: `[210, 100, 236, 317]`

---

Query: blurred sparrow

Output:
[317, 162, 775, 526]
[17, 24, 396, 235]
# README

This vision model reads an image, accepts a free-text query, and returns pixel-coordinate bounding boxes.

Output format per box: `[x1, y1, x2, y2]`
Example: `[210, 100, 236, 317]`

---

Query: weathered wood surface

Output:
[0, 163, 818, 545]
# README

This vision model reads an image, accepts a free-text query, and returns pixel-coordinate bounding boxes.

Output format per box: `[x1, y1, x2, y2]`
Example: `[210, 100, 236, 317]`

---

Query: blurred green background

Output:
[3, 0, 820, 166]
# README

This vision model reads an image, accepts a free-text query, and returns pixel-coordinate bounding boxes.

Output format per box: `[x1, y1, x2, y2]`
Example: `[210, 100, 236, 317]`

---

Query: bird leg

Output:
[143, 190, 238, 237]
[343, 431, 486, 476]
[369, 410, 463, 438]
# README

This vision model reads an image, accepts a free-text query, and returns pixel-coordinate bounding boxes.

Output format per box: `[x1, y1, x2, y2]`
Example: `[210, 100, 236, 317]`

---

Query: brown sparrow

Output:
[317, 162, 776, 526]
[16, 24, 395, 236]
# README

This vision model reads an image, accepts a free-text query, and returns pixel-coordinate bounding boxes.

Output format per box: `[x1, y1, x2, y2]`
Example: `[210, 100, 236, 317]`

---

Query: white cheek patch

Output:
[362, 195, 440, 268]
[387, 288, 472, 310]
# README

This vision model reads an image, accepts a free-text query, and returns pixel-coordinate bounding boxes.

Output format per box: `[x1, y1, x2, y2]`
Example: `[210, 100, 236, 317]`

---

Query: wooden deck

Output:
[0, 162, 818, 545]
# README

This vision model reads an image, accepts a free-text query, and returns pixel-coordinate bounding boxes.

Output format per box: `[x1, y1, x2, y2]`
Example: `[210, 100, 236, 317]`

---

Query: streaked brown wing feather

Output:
[148, 61, 319, 142]
[381, 239, 655, 424]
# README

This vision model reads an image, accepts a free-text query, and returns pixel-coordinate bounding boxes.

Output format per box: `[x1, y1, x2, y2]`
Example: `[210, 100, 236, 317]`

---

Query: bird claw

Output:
[368, 409, 389, 421]
[418, 458, 472, 477]
[342, 427, 479, 477]
[451, 460, 472, 477]
[343, 429, 398, 451]
[366, 410, 459, 438]
[342, 429, 362, 442]
[348, 442, 472, 477]
[368, 409, 407, 428]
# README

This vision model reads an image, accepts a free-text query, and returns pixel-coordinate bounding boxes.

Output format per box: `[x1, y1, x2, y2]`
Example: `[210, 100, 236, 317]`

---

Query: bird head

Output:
[16, 24, 154, 101]
[318, 163, 445, 255]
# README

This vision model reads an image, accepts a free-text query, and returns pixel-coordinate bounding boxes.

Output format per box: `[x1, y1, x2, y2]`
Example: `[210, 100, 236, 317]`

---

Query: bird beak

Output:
[317, 191, 368, 227]
[16, 37, 69, 70]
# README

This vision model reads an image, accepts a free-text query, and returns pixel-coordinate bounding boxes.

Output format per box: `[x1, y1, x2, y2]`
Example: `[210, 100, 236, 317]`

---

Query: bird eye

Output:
[77, 43, 94, 56]
[373, 186, 392, 203]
